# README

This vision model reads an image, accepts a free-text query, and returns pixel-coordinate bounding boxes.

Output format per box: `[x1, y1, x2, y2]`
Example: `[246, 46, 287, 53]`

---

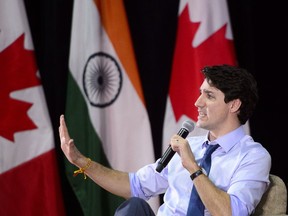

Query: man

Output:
[59, 64, 271, 215]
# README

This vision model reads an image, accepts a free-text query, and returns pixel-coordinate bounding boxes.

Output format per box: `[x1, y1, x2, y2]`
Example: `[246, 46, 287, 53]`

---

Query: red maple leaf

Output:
[170, 5, 237, 122]
[0, 34, 40, 142]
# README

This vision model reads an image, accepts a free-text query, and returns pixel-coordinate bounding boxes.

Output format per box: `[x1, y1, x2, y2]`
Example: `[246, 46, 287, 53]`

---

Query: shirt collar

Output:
[202, 126, 246, 152]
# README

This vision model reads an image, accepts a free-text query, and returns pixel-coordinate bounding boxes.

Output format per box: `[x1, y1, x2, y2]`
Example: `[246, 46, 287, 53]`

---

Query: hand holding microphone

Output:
[156, 120, 195, 172]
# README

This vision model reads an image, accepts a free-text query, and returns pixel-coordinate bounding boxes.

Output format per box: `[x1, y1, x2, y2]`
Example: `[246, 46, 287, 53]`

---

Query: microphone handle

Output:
[156, 128, 189, 172]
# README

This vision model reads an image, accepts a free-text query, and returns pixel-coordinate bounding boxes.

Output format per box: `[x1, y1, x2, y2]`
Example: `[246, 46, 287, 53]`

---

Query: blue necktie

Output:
[186, 143, 220, 215]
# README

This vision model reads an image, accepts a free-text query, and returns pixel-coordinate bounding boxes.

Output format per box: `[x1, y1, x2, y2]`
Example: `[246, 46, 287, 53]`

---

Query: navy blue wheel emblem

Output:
[83, 52, 123, 108]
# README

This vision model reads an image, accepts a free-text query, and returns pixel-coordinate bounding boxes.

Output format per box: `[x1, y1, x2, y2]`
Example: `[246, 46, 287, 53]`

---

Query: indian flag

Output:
[163, 0, 241, 151]
[0, 0, 66, 215]
[64, 0, 159, 215]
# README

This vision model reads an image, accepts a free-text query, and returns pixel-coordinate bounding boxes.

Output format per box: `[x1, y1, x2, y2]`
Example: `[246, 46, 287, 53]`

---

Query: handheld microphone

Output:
[156, 120, 195, 173]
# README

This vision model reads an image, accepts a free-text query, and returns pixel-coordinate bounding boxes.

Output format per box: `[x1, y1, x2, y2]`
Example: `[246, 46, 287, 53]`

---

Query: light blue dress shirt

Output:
[129, 126, 271, 216]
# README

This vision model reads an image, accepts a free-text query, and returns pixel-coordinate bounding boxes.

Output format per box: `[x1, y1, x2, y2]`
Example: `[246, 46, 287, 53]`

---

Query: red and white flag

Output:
[0, 1, 66, 215]
[163, 0, 238, 150]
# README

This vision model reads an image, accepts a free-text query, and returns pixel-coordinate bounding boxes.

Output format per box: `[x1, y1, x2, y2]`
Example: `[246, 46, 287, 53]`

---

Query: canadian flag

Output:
[163, 0, 237, 151]
[0, 1, 66, 215]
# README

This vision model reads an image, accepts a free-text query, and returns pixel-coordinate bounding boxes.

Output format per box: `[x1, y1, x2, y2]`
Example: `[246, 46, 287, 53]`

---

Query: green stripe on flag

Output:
[65, 72, 124, 216]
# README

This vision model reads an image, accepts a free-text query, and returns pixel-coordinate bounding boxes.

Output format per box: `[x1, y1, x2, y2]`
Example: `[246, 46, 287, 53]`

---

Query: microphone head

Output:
[182, 120, 195, 132]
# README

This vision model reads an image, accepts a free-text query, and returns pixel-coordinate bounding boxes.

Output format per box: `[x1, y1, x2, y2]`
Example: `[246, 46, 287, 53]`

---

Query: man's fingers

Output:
[68, 139, 74, 145]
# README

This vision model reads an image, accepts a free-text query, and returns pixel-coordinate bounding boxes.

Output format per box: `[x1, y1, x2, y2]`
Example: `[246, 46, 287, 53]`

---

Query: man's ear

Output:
[230, 99, 241, 113]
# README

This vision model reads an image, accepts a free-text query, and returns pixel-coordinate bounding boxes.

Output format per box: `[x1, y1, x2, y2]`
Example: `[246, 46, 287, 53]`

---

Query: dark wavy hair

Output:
[201, 64, 258, 125]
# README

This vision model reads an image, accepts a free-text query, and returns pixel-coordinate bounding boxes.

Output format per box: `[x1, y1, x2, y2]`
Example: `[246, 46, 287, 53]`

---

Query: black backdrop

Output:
[24, 0, 288, 214]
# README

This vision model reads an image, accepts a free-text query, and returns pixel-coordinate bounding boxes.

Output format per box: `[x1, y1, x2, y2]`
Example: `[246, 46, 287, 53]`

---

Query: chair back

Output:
[253, 174, 287, 215]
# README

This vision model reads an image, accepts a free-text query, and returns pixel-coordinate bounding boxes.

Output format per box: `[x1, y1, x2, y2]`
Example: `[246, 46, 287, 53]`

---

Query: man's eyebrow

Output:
[202, 89, 214, 94]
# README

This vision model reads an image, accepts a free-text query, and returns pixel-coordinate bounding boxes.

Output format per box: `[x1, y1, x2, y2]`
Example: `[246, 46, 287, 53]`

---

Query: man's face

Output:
[194, 79, 232, 135]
